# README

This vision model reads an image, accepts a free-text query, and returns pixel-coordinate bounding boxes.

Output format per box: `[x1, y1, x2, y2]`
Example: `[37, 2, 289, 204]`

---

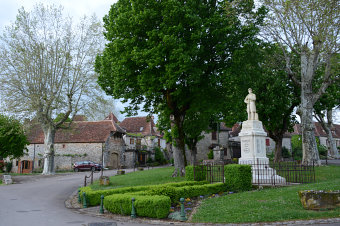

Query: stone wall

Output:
[13, 142, 104, 172]
[124, 150, 136, 168]
[104, 133, 126, 169]
[186, 131, 229, 163]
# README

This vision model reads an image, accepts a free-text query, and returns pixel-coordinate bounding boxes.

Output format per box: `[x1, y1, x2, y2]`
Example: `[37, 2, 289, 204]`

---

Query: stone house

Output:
[11, 114, 125, 173]
[119, 116, 166, 167]
[185, 123, 232, 163]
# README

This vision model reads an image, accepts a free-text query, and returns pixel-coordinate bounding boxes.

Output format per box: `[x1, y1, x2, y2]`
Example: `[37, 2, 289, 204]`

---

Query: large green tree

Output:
[223, 43, 300, 162]
[0, 4, 105, 174]
[95, 0, 265, 176]
[0, 114, 29, 159]
[261, 0, 339, 165]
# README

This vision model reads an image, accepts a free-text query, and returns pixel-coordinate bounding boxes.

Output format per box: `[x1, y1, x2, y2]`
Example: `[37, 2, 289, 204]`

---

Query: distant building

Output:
[292, 123, 340, 148]
[12, 114, 125, 173]
[119, 116, 166, 167]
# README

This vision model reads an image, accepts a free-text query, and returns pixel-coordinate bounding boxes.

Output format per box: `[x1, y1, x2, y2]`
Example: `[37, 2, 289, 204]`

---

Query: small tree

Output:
[0, 114, 29, 159]
[0, 4, 105, 174]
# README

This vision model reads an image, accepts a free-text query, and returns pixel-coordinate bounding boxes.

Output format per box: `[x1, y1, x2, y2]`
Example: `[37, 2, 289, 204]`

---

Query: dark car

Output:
[73, 161, 102, 172]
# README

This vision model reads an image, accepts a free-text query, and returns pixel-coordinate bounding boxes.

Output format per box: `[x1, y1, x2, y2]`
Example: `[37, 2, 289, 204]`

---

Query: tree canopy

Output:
[95, 0, 266, 175]
[261, 0, 339, 165]
[0, 114, 29, 159]
[0, 4, 105, 174]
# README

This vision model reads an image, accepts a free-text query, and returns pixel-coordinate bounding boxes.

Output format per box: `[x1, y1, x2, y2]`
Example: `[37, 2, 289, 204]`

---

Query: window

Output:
[16, 160, 18, 166]
[23, 160, 30, 169]
[136, 139, 141, 145]
[140, 127, 144, 131]
[62, 144, 66, 148]
[266, 139, 270, 146]
[130, 139, 134, 144]
[212, 131, 217, 140]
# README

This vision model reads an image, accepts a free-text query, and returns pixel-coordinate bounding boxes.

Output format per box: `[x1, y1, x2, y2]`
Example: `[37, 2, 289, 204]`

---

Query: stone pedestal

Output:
[213, 146, 224, 162]
[239, 120, 286, 184]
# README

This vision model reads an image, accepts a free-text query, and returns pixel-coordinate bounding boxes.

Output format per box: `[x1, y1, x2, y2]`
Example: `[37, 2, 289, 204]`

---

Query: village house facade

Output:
[119, 116, 167, 167]
[11, 114, 125, 173]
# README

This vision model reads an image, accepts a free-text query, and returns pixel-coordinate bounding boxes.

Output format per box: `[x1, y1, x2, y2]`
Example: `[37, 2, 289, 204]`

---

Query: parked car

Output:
[73, 161, 102, 172]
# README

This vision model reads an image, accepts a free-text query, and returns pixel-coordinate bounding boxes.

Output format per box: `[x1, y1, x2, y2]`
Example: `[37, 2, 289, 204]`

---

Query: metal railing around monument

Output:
[193, 159, 315, 186]
[244, 159, 316, 186]
[193, 161, 225, 184]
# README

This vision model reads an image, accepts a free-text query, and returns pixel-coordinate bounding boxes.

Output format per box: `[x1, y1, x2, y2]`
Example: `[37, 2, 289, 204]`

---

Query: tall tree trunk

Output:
[317, 110, 339, 158]
[171, 139, 185, 177]
[170, 114, 187, 177]
[42, 125, 56, 175]
[300, 52, 320, 166]
[190, 146, 197, 165]
[273, 136, 283, 163]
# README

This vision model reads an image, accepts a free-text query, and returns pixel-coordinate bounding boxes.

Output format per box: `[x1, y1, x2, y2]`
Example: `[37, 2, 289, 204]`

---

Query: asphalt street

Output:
[0, 170, 152, 226]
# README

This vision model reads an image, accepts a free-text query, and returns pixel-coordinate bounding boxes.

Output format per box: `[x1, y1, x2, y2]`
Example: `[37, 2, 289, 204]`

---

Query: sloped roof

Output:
[26, 119, 125, 144]
[119, 116, 160, 136]
[104, 112, 119, 123]
[292, 122, 340, 139]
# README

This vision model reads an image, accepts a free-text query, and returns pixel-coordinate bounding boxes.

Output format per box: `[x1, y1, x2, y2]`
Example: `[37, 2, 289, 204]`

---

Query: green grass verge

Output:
[90, 167, 186, 190]
[191, 165, 340, 223]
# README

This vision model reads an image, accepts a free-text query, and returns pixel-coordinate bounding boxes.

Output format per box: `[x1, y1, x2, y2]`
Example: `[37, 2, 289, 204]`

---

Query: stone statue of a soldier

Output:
[244, 88, 258, 120]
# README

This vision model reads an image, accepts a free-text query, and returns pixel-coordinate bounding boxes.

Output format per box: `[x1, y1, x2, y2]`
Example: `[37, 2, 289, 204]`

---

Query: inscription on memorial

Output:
[243, 139, 250, 153]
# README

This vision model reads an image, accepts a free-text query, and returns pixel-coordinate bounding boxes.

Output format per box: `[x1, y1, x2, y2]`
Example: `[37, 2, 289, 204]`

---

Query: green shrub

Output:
[207, 149, 214, 159]
[318, 145, 327, 159]
[80, 181, 207, 206]
[5, 161, 12, 173]
[104, 194, 171, 218]
[154, 147, 166, 165]
[185, 165, 207, 181]
[282, 147, 291, 158]
[224, 164, 252, 192]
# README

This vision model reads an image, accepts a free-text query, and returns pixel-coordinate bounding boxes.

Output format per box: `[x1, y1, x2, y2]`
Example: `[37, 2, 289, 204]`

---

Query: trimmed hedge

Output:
[224, 164, 252, 191]
[80, 180, 208, 206]
[104, 194, 171, 218]
[185, 165, 207, 181]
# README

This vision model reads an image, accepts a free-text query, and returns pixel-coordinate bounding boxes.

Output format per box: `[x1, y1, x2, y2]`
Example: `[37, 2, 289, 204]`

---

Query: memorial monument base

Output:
[239, 120, 286, 185]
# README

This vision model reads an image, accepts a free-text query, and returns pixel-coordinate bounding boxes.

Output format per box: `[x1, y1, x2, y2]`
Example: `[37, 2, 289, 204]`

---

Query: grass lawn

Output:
[191, 165, 340, 224]
[90, 166, 186, 190]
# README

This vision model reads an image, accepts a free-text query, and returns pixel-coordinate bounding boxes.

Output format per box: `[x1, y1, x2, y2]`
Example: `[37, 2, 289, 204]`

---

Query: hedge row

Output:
[185, 165, 207, 181]
[224, 164, 252, 191]
[80, 180, 208, 206]
[104, 194, 171, 219]
[186, 164, 252, 192]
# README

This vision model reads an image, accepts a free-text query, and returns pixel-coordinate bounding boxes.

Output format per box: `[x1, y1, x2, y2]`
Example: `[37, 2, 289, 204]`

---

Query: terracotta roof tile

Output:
[119, 116, 160, 136]
[291, 123, 340, 139]
[104, 112, 119, 123]
[26, 120, 125, 144]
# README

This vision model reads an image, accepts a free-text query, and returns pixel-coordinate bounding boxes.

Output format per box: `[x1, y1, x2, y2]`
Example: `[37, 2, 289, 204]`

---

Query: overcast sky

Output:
[0, 0, 151, 121]
[0, 0, 116, 30]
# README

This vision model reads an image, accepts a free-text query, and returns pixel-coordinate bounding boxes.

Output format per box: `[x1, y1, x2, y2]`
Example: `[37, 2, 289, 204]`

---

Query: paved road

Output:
[0, 170, 153, 226]
[1, 166, 340, 226]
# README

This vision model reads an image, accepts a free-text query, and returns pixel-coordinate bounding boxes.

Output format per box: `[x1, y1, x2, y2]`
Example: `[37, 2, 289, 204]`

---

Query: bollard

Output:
[131, 197, 136, 218]
[179, 198, 187, 221]
[78, 187, 81, 203]
[100, 195, 104, 214]
[82, 192, 87, 208]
